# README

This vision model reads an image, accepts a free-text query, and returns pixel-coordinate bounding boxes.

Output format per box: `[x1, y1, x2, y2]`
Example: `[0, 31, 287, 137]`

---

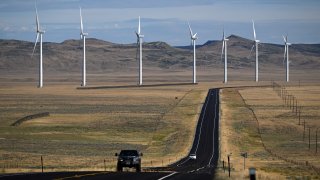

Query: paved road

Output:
[0, 89, 220, 180]
[166, 88, 220, 179]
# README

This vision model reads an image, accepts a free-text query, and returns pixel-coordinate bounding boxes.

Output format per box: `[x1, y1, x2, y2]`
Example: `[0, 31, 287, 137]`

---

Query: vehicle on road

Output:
[115, 150, 143, 172]
[189, 153, 197, 160]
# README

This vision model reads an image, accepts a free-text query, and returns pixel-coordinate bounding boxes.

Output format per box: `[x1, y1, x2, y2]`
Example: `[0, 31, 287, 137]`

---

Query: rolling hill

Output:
[0, 35, 319, 75]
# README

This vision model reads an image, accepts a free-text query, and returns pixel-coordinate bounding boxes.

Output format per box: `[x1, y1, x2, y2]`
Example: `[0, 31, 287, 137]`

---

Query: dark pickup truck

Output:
[115, 150, 143, 172]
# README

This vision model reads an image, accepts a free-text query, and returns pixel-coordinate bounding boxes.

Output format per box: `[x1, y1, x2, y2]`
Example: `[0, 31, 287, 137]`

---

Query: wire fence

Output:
[0, 154, 182, 173]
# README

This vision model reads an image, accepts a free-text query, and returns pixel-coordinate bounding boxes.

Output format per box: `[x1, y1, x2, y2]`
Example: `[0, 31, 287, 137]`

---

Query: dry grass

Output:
[217, 85, 320, 179]
[0, 82, 211, 172]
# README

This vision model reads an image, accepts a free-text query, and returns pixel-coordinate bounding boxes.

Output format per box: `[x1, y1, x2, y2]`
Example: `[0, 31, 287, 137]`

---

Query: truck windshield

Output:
[120, 150, 138, 156]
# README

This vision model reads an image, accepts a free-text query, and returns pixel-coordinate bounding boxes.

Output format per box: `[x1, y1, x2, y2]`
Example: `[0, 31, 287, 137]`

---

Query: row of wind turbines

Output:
[32, 4, 291, 88]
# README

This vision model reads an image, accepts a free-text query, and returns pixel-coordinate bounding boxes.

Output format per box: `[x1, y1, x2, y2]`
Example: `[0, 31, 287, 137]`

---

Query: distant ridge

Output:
[0, 35, 319, 74]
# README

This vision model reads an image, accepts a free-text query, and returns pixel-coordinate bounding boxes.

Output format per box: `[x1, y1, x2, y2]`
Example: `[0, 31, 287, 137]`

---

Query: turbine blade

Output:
[188, 22, 193, 37]
[80, 7, 84, 34]
[282, 35, 286, 43]
[221, 41, 225, 62]
[252, 20, 256, 41]
[32, 33, 39, 57]
[283, 45, 287, 66]
[248, 44, 255, 59]
[138, 16, 141, 34]
[222, 28, 225, 40]
[136, 39, 139, 61]
[35, 2, 40, 32]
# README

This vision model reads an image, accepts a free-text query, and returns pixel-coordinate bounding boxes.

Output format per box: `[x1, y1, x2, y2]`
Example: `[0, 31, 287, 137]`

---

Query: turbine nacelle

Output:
[81, 32, 88, 36]
[188, 22, 198, 41]
[283, 35, 291, 45]
[80, 33, 88, 40]
[191, 33, 198, 40]
[135, 31, 144, 38]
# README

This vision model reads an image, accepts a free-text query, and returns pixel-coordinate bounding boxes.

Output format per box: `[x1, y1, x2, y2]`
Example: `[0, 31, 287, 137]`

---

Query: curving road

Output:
[0, 89, 220, 180]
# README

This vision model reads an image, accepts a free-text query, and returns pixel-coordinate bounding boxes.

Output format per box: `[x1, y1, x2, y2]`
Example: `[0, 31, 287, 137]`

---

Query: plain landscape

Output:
[0, 35, 320, 179]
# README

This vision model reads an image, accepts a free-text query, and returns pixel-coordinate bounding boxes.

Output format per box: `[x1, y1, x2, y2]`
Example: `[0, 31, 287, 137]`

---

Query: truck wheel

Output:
[136, 165, 141, 172]
[117, 165, 122, 172]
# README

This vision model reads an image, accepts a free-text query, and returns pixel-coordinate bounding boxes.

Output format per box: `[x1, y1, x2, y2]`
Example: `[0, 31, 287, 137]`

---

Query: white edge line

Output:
[158, 172, 178, 180]
[194, 90, 211, 153]
[176, 90, 210, 167]
[208, 90, 218, 166]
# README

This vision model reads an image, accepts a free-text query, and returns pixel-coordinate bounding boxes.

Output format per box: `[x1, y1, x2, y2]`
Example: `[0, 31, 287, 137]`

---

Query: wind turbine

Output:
[135, 16, 144, 86]
[80, 7, 88, 87]
[221, 29, 229, 84]
[283, 35, 291, 82]
[32, 2, 45, 88]
[188, 22, 198, 84]
[249, 20, 260, 82]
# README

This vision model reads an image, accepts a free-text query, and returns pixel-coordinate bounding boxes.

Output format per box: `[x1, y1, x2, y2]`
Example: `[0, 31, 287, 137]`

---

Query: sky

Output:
[0, 0, 320, 46]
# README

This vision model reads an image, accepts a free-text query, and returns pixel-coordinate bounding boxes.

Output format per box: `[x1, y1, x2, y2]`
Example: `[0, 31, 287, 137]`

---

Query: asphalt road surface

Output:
[0, 89, 220, 180]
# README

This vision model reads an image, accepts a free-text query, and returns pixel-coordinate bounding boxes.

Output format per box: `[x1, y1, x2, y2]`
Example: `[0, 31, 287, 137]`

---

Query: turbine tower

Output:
[135, 16, 144, 85]
[188, 22, 198, 84]
[251, 20, 260, 82]
[283, 35, 291, 82]
[32, 2, 45, 88]
[80, 7, 88, 87]
[221, 30, 229, 84]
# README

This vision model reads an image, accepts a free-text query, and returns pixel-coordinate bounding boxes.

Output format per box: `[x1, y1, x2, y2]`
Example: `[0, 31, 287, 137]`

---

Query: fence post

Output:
[223, 160, 225, 173]
[298, 108, 301, 125]
[104, 159, 106, 172]
[295, 100, 298, 115]
[228, 154, 231, 178]
[41, 156, 44, 173]
[316, 128, 319, 153]
[309, 127, 311, 150]
[303, 119, 306, 141]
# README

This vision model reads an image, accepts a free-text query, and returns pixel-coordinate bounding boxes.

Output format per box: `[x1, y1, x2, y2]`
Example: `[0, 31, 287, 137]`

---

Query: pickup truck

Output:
[115, 150, 143, 172]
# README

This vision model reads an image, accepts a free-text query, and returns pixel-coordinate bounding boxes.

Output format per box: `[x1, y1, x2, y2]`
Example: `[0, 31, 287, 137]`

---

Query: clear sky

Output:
[1, 0, 320, 46]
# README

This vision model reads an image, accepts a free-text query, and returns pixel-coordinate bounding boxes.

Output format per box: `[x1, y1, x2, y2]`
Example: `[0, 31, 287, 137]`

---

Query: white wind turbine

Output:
[283, 35, 291, 82]
[221, 29, 229, 83]
[188, 22, 198, 84]
[80, 7, 88, 87]
[135, 16, 144, 86]
[32, 2, 45, 88]
[249, 20, 260, 82]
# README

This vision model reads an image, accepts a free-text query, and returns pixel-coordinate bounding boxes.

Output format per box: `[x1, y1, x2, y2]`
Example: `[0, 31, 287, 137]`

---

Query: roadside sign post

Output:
[241, 152, 248, 171]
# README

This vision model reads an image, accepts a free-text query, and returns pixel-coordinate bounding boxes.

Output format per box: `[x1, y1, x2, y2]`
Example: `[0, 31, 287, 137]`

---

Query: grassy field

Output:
[0, 83, 210, 172]
[0, 67, 319, 177]
[217, 85, 320, 179]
